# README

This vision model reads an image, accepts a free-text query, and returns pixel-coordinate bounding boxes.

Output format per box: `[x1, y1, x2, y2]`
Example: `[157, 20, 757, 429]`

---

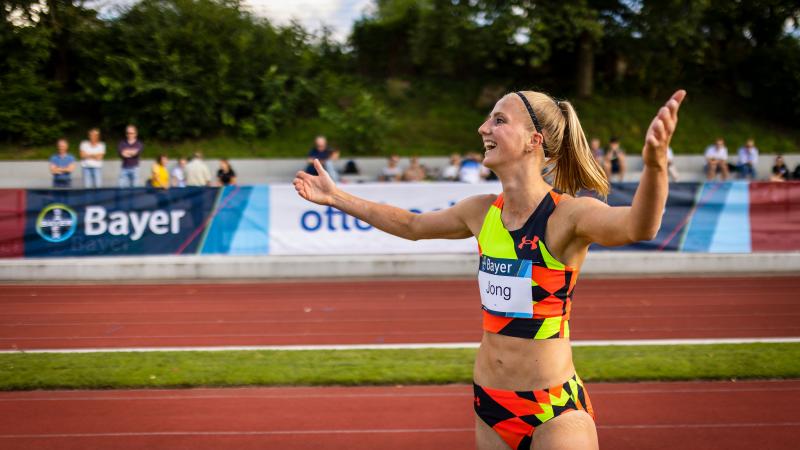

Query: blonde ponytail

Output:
[514, 92, 609, 197]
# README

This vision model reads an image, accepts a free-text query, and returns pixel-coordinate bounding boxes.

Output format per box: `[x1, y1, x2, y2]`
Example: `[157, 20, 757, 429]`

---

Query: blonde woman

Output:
[294, 89, 685, 449]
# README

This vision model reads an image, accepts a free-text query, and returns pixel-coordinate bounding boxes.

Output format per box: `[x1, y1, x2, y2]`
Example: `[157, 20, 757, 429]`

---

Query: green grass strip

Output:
[1, 343, 798, 391]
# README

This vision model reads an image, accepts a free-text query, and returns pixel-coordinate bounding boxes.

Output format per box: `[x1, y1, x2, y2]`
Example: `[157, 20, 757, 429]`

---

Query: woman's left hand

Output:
[642, 90, 686, 168]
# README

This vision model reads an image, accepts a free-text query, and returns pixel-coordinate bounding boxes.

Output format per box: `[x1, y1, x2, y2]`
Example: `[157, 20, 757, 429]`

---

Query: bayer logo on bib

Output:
[478, 255, 533, 318]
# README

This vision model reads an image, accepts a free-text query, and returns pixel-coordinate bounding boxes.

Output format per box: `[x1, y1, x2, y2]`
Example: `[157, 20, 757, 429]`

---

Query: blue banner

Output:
[24, 188, 219, 257]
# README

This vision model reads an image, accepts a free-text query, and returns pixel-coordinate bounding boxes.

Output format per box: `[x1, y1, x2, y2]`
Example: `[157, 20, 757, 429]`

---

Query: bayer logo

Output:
[36, 203, 78, 243]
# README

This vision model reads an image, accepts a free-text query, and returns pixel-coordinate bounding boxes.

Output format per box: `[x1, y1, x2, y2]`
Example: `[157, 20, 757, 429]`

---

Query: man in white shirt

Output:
[737, 139, 759, 180]
[704, 138, 729, 181]
[79, 128, 106, 188]
[184, 152, 212, 186]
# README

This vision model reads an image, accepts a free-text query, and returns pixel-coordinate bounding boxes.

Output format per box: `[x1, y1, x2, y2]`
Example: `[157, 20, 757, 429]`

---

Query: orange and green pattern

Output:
[477, 191, 577, 339]
[474, 374, 594, 450]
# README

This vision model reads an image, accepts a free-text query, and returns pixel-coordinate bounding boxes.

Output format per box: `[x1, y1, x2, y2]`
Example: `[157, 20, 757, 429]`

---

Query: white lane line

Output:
[0, 428, 474, 438]
[2, 385, 799, 402]
[2, 423, 799, 438]
[1, 337, 799, 353]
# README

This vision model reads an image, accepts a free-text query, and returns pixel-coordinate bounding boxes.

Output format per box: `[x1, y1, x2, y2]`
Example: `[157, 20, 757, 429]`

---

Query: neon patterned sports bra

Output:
[477, 189, 577, 340]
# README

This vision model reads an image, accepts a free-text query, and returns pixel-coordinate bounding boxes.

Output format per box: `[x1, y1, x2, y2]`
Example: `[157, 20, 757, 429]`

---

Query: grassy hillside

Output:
[1, 93, 797, 160]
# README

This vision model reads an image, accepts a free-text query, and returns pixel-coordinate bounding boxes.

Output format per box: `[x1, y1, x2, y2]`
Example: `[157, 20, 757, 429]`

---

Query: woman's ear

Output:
[527, 132, 543, 152]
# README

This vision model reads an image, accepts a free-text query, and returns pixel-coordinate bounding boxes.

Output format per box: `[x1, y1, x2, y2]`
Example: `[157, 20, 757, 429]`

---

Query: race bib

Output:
[478, 255, 533, 318]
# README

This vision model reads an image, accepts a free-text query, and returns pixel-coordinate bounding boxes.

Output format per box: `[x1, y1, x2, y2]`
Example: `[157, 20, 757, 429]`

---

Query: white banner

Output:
[269, 182, 500, 255]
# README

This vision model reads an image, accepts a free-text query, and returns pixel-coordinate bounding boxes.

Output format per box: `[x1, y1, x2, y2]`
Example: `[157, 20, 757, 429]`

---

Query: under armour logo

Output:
[518, 235, 539, 250]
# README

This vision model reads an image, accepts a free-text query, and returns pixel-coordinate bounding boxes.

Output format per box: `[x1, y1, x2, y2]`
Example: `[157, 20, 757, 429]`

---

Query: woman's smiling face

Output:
[478, 95, 537, 171]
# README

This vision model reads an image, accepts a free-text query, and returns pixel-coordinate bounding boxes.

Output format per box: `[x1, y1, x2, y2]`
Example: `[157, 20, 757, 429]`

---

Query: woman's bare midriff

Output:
[473, 331, 574, 391]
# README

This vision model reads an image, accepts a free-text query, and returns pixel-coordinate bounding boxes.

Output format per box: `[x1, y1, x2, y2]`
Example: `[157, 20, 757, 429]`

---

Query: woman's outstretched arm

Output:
[293, 159, 488, 240]
[567, 90, 687, 247]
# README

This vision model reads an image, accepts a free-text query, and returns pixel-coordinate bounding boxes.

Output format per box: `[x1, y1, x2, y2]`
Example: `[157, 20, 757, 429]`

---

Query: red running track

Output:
[1, 276, 799, 350]
[0, 380, 797, 450]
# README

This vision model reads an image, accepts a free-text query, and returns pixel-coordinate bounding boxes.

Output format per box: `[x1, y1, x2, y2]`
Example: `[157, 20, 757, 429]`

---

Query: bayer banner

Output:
[25, 188, 219, 257]
[268, 183, 501, 255]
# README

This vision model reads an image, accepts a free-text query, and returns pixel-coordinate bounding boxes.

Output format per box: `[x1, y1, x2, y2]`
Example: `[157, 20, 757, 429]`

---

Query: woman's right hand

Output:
[293, 159, 338, 206]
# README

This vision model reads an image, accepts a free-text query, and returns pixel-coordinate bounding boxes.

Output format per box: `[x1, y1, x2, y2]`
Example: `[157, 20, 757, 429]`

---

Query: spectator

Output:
[118, 124, 143, 187]
[79, 128, 105, 188]
[325, 148, 341, 183]
[305, 135, 331, 176]
[704, 138, 729, 181]
[379, 154, 402, 182]
[171, 157, 187, 188]
[770, 155, 790, 182]
[794, 163, 800, 181]
[149, 154, 170, 189]
[459, 152, 484, 184]
[402, 156, 427, 182]
[185, 152, 212, 186]
[667, 147, 680, 182]
[603, 137, 626, 182]
[217, 158, 237, 186]
[736, 139, 759, 180]
[440, 153, 461, 181]
[343, 159, 360, 175]
[49, 138, 76, 188]
[590, 137, 604, 168]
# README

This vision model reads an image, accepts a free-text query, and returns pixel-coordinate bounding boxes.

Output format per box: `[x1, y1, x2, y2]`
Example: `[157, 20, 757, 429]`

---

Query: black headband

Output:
[514, 92, 548, 153]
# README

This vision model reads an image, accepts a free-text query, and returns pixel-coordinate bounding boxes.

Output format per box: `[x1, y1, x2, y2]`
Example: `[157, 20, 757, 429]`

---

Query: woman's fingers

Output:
[313, 158, 326, 175]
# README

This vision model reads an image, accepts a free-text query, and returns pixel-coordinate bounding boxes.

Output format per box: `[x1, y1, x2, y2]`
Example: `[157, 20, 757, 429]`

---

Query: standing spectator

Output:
[149, 154, 170, 189]
[770, 155, 790, 182]
[379, 154, 402, 182]
[171, 157, 187, 187]
[736, 139, 759, 180]
[667, 147, 680, 182]
[216, 159, 237, 186]
[49, 138, 76, 188]
[79, 128, 105, 188]
[305, 136, 331, 176]
[704, 138, 729, 181]
[117, 125, 143, 187]
[325, 148, 341, 183]
[459, 152, 484, 184]
[589, 137, 604, 168]
[440, 153, 461, 181]
[402, 156, 427, 182]
[185, 152, 212, 186]
[603, 137, 626, 182]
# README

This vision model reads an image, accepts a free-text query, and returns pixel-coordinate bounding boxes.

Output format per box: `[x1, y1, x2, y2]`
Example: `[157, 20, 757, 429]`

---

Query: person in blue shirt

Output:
[49, 138, 76, 188]
[304, 136, 331, 176]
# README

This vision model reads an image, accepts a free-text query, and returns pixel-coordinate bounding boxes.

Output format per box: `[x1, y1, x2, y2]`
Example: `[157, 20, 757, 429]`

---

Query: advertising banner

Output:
[0, 189, 25, 258]
[24, 187, 219, 257]
[268, 182, 501, 255]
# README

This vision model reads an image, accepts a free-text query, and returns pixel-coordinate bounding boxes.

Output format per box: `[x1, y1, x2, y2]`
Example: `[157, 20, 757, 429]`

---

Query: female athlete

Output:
[294, 89, 686, 449]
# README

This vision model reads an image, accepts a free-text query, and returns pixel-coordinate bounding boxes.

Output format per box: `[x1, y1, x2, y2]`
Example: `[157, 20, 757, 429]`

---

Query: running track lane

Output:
[1, 277, 799, 350]
[0, 380, 797, 450]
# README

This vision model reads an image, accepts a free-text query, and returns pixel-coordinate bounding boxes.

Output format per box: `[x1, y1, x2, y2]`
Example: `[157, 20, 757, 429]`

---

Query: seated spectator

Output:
[171, 157, 187, 187]
[667, 147, 679, 182]
[305, 135, 331, 176]
[402, 156, 426, 182]
[49, 138, 76, 188]
[440, 153, 461, 181]
[459, 152, 484, 184]
[793, 163, 800, 181]
[325, 148, 341, 183]
[704, 138, 729, 181]
[603, 137, 626, 182]
[343, 159, 360, 175]
[185, 152, 212, 186]
[79, 128, 105, 188]
[590, 138, 604, 168]
[737, 139, 759, 180]
[217, 158, 237, 186]
[770, 155, 790, 182]
[379, 154, 402, 182]
[150, 154, 170, 189]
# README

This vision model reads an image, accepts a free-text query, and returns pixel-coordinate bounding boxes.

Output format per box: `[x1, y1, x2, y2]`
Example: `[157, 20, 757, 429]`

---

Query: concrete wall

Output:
[1, 252, 798, 281]
[3, 154, 799, 188]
